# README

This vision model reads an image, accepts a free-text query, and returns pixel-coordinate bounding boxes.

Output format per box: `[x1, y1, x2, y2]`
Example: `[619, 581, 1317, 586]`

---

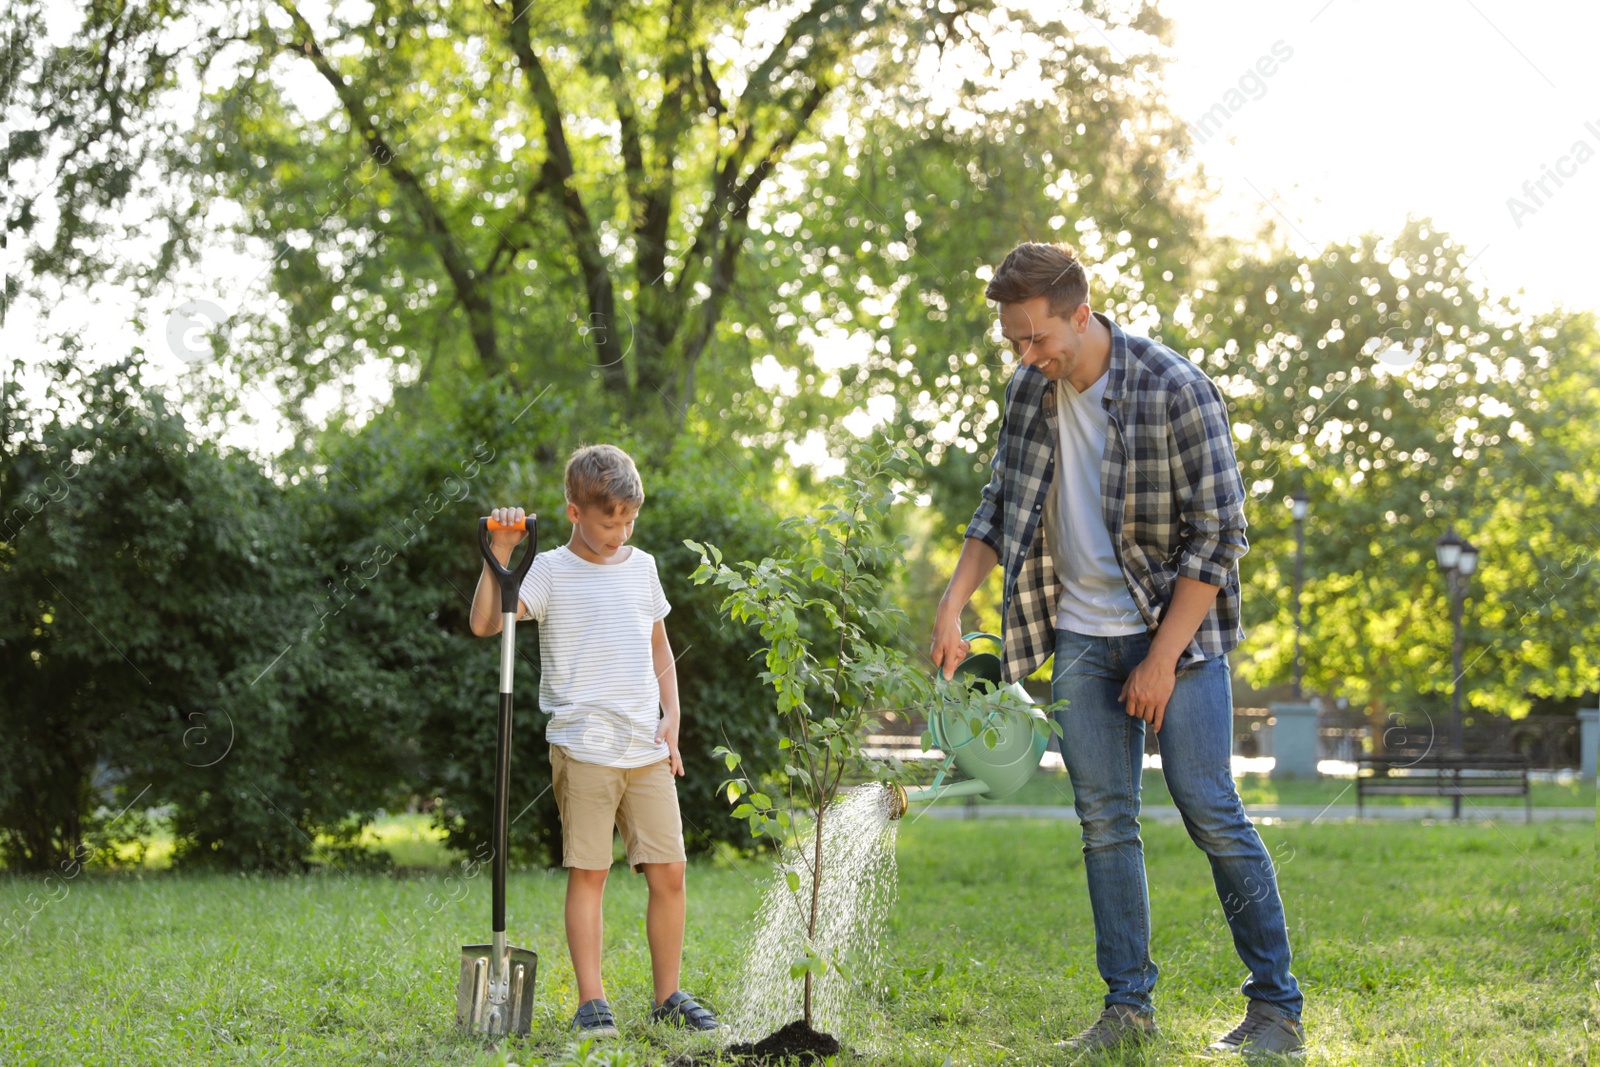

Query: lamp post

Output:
[1434, 528, 1480, 759]
[1290, 491, 1309, 701]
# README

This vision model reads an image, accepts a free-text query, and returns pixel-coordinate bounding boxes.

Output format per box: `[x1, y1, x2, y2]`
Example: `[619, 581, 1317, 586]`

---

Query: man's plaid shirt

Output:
[965, 311, 1249, 682]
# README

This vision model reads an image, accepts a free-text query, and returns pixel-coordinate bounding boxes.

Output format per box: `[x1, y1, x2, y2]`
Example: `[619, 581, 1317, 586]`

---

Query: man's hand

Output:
[929, 612, 972, 680]
[1119, 652, 1179, 733]
[655, 712, 685, 777]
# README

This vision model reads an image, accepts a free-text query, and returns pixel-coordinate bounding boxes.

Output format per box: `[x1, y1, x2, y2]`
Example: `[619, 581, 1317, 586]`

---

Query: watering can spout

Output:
[886, 633, 1049, 819]
[885, 778, 995, 819]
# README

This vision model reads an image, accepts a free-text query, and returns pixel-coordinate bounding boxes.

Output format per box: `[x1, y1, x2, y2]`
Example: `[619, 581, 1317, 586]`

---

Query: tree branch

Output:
[502, 0, 629, 394]
[482, 170, 551, 278]
[276, 0, 505, 377]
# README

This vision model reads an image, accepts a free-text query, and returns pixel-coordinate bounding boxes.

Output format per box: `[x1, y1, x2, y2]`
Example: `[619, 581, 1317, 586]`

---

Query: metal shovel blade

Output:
[456, 942, 538, 1037]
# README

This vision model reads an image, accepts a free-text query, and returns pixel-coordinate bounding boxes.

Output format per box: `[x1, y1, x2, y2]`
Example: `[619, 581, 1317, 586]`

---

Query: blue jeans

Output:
[1051, 627, 1304, 1020]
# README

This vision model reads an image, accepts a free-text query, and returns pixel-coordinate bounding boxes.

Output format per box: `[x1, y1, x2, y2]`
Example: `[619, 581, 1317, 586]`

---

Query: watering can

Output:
[887, 633, 1051, 818]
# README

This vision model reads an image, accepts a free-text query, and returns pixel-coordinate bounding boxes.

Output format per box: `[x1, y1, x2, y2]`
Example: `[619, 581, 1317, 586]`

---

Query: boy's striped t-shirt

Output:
[516, 544, 671, 768]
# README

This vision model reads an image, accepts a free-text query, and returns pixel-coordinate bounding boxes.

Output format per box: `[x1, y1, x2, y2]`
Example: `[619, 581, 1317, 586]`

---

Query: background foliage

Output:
[2, 0, 1595, 871]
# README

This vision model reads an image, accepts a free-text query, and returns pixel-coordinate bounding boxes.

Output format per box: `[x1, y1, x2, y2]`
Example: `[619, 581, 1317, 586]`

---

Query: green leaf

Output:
[785, 870, 800, 893]
[731, 803, 755, 818]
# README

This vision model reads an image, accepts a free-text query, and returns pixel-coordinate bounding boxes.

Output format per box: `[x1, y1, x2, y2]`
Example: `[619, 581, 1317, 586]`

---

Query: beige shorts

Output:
[549, 743, 687, 871]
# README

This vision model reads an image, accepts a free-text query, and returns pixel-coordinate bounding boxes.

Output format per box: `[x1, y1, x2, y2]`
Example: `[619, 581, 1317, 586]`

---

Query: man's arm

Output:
[1121, 377, 1249, 731]
[931, 377, 1012, 677]
[1166, 377, 1250, 588]
[651, 619, 685, 776]
[931, 537, 1000, 678]
[1120, 577, 1223, 734]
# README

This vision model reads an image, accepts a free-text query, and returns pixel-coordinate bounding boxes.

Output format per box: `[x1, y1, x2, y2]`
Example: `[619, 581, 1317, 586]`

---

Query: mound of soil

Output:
[675, 1020, 842, 1065]
[732, 1020, 841, 1063]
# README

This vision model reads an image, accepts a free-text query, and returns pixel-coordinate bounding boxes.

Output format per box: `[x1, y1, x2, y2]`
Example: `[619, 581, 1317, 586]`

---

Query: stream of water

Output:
[721, 784, 902, 1042]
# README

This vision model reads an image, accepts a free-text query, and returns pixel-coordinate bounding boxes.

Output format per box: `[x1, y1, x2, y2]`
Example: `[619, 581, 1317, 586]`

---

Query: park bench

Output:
[1355, 753, 1532, 823]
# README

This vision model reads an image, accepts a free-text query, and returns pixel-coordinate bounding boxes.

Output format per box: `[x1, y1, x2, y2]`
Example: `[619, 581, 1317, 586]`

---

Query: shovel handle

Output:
[478, 516, 539, 615]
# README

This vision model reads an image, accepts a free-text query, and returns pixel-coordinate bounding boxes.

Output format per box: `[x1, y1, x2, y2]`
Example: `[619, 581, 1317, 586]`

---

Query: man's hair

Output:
[985, 241, 1090, 321]
[564, 444, 644, 514]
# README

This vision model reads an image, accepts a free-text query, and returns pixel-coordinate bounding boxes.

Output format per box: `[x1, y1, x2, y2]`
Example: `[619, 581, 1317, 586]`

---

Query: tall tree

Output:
[1185, 219, 1599, 731]
[6, 0, 1198, 451]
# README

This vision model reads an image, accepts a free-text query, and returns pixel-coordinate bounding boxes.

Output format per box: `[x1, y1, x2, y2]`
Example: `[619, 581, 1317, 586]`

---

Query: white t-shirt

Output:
[516, 544, 672, 768]
[1052, 374, 1144, 635]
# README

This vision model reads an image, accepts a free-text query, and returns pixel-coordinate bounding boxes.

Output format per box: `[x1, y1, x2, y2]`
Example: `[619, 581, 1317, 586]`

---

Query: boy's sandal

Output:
[650, 990, 720, 1031]
[571, 998, 619, 1038]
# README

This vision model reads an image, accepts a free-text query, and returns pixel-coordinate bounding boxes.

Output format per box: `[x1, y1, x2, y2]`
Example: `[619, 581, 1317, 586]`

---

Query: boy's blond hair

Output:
[564, 444, 644, 514]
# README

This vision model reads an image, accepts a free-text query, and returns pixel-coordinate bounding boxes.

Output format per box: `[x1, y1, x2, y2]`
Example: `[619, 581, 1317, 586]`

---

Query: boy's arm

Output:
[650, 619, 685, 777]
[469, 506, 532, 637]
[469, 553, 519, 636]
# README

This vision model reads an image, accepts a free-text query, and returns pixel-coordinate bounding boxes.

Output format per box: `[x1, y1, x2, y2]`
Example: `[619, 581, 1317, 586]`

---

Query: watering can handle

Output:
[961, 632, 1002, 651]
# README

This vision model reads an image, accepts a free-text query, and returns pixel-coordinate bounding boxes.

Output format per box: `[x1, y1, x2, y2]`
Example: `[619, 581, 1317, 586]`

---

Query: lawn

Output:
[0, 814, 1589, 1066]
[924, 768, 1596, 811]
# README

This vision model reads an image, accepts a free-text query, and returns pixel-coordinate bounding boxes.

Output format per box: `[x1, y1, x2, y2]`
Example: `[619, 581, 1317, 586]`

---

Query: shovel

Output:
[456, 513, 540, 1037]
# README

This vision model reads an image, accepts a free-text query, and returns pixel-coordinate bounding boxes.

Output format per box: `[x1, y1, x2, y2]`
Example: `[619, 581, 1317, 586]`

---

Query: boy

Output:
[469, 443, 718, 1037]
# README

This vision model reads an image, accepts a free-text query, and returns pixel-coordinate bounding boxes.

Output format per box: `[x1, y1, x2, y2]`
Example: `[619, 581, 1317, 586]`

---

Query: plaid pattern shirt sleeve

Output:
[962, 313, 1248, 683]
[964, 420, 1005, 555]
[1167, 378, 1250, 588]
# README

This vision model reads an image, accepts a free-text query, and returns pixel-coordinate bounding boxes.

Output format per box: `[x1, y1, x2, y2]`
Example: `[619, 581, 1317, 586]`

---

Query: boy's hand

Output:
[655, 712, 684, 777]
[488, 506, 531, 551]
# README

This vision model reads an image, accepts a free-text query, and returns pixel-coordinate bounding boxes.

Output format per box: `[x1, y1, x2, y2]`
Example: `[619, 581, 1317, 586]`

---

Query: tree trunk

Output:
[1366, 696, 1389, 765]
[804, 796, 825, 1027]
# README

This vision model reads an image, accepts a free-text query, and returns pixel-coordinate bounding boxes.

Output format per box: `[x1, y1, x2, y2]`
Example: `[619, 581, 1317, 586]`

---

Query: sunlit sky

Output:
[11, 0, 1598, 460]
[1158, 0, 1598, 316]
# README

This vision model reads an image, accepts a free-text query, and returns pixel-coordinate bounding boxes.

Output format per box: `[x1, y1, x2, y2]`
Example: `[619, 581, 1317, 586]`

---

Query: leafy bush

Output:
[1, 361, 794, 871]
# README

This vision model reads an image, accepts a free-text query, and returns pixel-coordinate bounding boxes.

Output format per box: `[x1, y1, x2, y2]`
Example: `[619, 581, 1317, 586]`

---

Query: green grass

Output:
[925, 769, 1597, 810]
[0, 814, 1591, 1066]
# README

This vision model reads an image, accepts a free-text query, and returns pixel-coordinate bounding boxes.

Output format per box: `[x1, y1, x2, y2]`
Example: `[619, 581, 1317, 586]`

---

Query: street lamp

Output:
[1434, 528, 1481, 760]
[1289, 491, 1309, 701]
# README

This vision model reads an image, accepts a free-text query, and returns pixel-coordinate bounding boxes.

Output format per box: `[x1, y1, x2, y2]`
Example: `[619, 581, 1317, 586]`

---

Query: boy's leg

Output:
[615, 758, 690, 1005]
[640, 861, 686, 1005]
[1144, 638, 1305, 1019]
[566, 867, 610, 1004]
[550, 743, 626, 1006]
[1051, 628, 1159, 1016]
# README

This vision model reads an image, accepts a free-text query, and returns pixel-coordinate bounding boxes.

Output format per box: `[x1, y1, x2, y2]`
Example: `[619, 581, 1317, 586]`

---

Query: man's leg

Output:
[1148, 643, 1304, 1019]
[1052, 627, 1159, 1016]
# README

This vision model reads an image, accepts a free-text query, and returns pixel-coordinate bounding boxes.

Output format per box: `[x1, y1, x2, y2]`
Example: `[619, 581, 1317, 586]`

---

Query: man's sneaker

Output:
[1055, 1003, 1158, 1052]
[1207, 999, 1305, 1057]
[571, 998, 619, 1038]
[649, 990, 720, 1031]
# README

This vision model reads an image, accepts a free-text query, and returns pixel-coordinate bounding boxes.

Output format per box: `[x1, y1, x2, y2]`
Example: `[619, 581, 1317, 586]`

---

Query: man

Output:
[930, 242, 1305, 1057]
